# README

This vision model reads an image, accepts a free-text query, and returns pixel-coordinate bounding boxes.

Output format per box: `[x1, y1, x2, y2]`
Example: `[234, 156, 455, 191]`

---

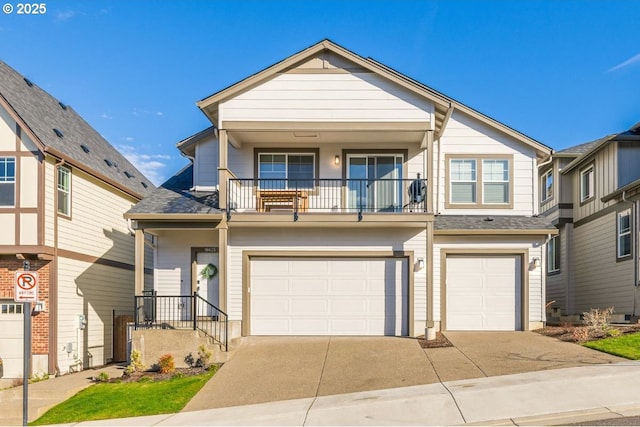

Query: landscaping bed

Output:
[533, 323, 640, 343]
[416, 332, 453, 348]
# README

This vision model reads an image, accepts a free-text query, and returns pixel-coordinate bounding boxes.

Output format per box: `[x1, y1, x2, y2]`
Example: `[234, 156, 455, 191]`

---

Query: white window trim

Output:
[445, 155, 513, 209]
[617, 208, 632, 259]
[0, 156, 16, 207]
[580, 165, 594, 203]
[449, 159, 477, 204]
[541, 168, 553, 203]
[481, 159, 510, 205]
[57, 165, 71, 216]
[547, 234, 560, 273]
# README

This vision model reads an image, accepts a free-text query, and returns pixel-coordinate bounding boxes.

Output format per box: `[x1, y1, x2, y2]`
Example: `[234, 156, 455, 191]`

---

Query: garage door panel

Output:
[446, 256, 520, 331]
[0, 303, 24, 378]
[251, 258, 408, 336]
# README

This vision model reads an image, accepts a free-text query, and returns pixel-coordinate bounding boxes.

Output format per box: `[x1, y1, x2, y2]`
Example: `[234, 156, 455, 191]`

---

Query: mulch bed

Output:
[533, 324, 640, 343]
[416, 332, 453, 348]
[97, 365, 219, 383]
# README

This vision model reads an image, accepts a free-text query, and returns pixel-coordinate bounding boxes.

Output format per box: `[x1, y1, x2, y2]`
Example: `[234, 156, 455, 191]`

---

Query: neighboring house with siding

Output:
[126, 40, 555, 343]
[541, 122, 640, 322]
[0, 61, 154, 383]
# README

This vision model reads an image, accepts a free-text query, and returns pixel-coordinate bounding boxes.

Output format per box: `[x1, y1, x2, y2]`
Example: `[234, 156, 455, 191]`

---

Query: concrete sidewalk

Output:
[65, 361, 640, 426]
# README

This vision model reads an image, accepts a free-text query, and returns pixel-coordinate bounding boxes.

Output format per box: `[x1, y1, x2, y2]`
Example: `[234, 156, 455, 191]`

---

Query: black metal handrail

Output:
[134, 292, 228, 351]
[227, 178, 427, 220]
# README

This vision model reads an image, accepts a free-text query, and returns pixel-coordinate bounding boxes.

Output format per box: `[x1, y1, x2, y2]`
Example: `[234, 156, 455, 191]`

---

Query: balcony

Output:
[227, 178, 428, 221]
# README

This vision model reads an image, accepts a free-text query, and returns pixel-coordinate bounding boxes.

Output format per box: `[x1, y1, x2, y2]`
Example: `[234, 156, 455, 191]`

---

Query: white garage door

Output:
[0, 301, 24, 379]
[250, 257, 408, 336]
[446, 255, 521, 331]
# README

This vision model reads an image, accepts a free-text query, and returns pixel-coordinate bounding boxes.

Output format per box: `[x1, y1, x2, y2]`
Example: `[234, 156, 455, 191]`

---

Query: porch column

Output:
[425, 220, 436, 339]
[218, 129, 229, 210]
[218, 224, 228, 312]
[134, 229, 145, 296]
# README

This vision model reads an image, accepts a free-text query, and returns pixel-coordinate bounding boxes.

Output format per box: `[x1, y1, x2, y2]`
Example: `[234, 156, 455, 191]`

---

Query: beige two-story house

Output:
[126, 40, 556, 345]
[0, 61, 154, 383]
[542, 122, 640, 322]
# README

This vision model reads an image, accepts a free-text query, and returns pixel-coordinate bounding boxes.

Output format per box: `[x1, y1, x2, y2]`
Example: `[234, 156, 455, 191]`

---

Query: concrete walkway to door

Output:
[183, 332, 624, 412]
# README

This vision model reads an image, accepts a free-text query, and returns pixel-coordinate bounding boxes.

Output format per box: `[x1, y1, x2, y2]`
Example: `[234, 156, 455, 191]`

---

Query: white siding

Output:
[228, 228, 427, 331]
[57, 258, 134, 373]
[435, 111, 537, 216]
[0, 105, 15, 151]
[194, 135, 219, 189]
[19, 155, 38, 208]
[154, 230, 219, 296]
[44, 160, 55, 246]
[573, 212, 635, 314]
[433, 236, 545, 328]
[0, 213, 15, 244]
[19, 213, 38, 245]
[56, 169, 137, 264]
[220, 73, 434, 123]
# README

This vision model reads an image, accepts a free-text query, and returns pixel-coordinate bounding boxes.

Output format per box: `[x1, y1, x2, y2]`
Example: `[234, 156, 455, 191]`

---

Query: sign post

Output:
[15, 268, 37, 426]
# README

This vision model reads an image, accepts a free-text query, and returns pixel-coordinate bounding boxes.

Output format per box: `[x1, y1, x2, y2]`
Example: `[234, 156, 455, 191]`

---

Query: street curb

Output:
[463, 405, 640, 426]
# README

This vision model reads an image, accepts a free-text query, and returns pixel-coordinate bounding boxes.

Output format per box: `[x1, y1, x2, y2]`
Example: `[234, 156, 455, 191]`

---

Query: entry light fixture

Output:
[334, 155, 341, 166]
[532, 257, 541, 268]
[416, 258, 425, 270]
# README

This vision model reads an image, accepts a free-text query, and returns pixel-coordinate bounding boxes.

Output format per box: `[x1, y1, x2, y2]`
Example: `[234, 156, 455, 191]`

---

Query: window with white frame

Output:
[0, 157, 16, 206]
[482, 159, 510, 204]
[580, 165, 594, 202]
[57, 166, 71, 216]
[448, 156, 511, 207]
[450, 159, 477, 204]
[541, 169, 553, 203]
[258, 153, 315, 190]
[1, 302, 23, 314]
[547, 234, 560, 273]
[618, 209, 631, 259]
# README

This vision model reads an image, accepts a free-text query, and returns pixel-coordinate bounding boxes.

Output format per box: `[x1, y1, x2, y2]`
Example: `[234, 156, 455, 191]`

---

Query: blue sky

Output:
[1, 0, 638, 185]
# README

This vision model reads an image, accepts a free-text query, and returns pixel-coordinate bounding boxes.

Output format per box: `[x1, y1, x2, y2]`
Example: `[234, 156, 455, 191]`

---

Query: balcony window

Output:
[258, 153, 314, 189]
[347, 154, 403, 212]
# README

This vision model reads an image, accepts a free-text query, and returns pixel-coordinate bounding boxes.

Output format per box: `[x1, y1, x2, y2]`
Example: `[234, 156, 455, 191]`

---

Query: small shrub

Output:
[125, 349, 145, 375]
[158, 354, 175, 374]
[572, 326, 590, 342]
[197, 345, 212, 368]
[172, 372, 185, 379]
[184, 353, 196, 368]
[583, 307, 614, 333]
[95, 371, 110, 382]
[29, 373, 50, 383]
[607, 328, 622, 337]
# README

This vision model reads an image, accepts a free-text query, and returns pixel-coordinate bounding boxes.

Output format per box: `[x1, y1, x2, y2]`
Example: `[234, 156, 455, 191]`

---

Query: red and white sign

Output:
[14, 271, 38, 302]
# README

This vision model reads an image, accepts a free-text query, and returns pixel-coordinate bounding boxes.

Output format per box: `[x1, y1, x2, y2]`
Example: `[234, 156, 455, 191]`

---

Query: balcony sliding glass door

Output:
[347, 154, 403, 212]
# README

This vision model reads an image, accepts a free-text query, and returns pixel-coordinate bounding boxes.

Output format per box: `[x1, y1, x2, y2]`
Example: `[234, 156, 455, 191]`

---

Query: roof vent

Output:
[104, 159, 113, 167]
[53, 128, 63, 138]
[124, 171, 134, 179]
[24, 78, 33, 87]
[484, 216, 494, 222]
[141, 182, 148, 189]
[80, 144, 90, 153]
[58, 101, 67, 110]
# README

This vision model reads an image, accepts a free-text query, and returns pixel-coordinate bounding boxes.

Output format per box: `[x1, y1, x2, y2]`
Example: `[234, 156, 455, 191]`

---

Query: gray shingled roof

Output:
[126, 164, 220, 215]
[556, 138, 605, 156]
[434, 215, 556, 231]
[0, 61, 154, 199]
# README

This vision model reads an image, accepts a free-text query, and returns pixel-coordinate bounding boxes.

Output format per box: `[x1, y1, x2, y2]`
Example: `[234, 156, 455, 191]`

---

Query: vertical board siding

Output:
[545, 223, 570, 313]
[617, 141, 640, 188]
[228, 228, 427, 324]
[194, 135, 219, 188]
[57, 169, 137, 264]
[573, 212, 634, 314]
[155, 230, 219, 296]
[221, 73, 433, 123]
[436, 111, 536, 216]
[573, 144, 618, 222]
[57, 257, 134, 373]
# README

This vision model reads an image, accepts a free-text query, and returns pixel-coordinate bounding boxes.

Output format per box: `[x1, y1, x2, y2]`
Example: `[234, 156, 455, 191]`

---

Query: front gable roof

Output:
[197, 39, 551, 158]
[0, 61, 154, 200]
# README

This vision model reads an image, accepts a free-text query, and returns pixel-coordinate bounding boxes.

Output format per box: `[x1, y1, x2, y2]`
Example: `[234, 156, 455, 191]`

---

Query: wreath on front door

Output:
[200, 263, 218, 280]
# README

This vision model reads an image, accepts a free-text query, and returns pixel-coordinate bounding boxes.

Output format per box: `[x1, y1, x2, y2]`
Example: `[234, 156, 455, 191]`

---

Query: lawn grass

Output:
[583, 332, 640, 360]
[30, 368, 216, 425]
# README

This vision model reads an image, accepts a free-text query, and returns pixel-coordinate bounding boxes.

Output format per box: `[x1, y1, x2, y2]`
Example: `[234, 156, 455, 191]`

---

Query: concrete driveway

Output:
[183, 332, 625, 412]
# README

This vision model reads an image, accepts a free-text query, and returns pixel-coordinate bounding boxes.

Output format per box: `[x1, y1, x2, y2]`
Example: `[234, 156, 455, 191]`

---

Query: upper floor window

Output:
[447, 155, 512, 208]
[541, 169, 553, 203]
[258, 153, 315, 189]
[580, 165, 594, 202]
[547, 234, 560, 273]
[0, 157, 16, 206]
[57, 166, 71, 216]
[618, 209, 631, 259]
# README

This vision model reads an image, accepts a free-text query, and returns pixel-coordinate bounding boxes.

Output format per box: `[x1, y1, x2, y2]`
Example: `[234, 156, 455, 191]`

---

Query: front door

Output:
[196, 252, 220, 314]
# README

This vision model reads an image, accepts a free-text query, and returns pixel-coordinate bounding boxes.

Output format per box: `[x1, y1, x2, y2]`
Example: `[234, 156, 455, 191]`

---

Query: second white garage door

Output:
[0, 301, 24, 379]
[446, 255, 521, 331]
[250, 257, 408, 336]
